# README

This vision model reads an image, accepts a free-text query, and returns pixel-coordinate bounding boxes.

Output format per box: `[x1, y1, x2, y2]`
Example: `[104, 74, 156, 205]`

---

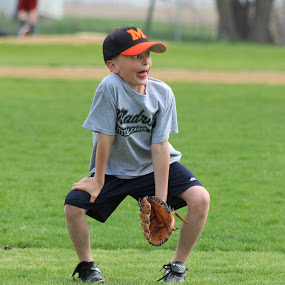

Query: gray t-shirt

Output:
[83, 73, 182, 178]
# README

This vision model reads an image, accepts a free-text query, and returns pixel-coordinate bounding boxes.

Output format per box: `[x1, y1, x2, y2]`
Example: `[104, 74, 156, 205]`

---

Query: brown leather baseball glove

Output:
[138, 196, 187, 246]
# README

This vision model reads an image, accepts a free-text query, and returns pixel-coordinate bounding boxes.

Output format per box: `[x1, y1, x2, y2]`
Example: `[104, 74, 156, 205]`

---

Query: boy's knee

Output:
[182, 186, 210, 214]
[197, 188, 210, 210]
[64, 204, 86, 219]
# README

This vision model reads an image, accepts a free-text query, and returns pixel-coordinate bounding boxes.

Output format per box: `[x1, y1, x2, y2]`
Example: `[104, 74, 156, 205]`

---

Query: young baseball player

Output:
[64, 26, 210, 283]
[17, 0, 38, 36]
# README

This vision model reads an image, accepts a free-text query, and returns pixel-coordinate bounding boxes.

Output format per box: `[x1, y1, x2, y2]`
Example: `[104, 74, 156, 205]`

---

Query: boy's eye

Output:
[132, 52, 150, 59]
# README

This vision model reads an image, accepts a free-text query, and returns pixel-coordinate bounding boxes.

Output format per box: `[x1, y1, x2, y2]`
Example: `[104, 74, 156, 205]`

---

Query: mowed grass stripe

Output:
[0, 248, 284, 284]
[1, 40, 285, 72]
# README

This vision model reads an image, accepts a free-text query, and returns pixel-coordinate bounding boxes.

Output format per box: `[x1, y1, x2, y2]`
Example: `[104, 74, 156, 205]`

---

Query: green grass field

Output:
[1, 41, 285, 71]
[0, 38, 285, 284]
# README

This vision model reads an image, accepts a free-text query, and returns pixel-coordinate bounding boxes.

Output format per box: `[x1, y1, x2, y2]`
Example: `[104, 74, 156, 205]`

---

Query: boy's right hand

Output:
[71, 177, 103, 203]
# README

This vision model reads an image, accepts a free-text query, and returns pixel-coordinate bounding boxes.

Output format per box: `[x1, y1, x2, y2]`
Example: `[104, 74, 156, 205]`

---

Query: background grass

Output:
[1, 41, 285, 72]
[0, 16, 215, 42]
[1, 249, 284, 284]
[0, 37, 285, 284]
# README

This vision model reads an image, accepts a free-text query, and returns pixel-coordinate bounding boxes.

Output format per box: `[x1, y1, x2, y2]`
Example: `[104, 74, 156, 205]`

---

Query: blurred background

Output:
[0, 0, 285, 45]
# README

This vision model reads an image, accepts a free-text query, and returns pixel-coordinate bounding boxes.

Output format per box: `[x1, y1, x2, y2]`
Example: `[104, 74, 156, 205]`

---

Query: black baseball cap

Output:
[103, 26, 166, 63]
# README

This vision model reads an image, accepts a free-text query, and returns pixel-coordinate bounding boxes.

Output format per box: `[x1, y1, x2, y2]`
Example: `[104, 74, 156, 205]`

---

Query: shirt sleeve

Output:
[151, 94, 178, 144]
[82, 86, 117, 135]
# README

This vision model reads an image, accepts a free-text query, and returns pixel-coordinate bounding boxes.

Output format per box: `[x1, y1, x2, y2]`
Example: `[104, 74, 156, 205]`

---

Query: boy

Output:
[17, 0, 38, 36]
[64, 26, 210, 283]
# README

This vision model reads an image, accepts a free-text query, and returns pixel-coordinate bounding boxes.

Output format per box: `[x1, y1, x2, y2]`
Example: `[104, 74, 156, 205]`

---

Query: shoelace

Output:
[157, 263, 188, 282]
[157, 263, 176, 282]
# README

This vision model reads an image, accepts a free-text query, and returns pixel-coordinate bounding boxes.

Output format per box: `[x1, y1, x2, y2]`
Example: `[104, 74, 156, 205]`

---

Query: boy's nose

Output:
[142, 55, 150, 64]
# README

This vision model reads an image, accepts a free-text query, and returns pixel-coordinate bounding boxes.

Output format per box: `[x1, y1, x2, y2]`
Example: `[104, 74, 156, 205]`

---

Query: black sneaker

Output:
[72, 261, 104, 283]
[158, 261, 188, 283]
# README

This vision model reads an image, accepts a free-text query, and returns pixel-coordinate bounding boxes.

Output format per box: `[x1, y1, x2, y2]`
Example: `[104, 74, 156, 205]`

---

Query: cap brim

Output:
[120, 42, 166, 56]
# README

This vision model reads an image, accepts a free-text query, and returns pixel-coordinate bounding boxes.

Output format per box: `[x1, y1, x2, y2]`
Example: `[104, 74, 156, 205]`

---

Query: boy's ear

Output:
[106, 60, 119, 74]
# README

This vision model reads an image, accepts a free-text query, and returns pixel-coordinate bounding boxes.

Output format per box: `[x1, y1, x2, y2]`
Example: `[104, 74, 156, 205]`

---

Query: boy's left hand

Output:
[71, 177, 103, 203]
[138, 196, 187, 246]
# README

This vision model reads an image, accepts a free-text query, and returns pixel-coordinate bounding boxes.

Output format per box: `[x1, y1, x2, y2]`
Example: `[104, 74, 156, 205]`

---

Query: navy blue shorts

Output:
[65, 162, 202, 223]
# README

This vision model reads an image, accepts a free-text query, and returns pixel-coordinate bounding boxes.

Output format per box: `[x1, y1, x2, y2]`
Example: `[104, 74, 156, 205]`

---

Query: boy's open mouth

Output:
[137, 70, 148, 79]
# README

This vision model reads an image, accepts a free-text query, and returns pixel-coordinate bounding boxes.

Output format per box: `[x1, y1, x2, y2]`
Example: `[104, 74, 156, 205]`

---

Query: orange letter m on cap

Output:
[127, 28, 147, 41]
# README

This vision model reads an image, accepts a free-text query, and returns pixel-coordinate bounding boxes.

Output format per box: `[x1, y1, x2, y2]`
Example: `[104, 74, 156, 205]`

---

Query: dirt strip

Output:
[1, 66, 285, 84]
[0, 34, 107, 45]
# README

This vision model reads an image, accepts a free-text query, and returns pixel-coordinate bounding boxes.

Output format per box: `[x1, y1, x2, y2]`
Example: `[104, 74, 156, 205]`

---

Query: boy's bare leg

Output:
[172, 186, 210, 263]
[18, 10, 28, 22]
[64, 204, 93, 262]
[29, 9, 38, 26]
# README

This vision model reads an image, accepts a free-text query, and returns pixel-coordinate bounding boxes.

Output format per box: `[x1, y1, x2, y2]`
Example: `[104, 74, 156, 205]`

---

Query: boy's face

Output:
[108, 50, 152, 95]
